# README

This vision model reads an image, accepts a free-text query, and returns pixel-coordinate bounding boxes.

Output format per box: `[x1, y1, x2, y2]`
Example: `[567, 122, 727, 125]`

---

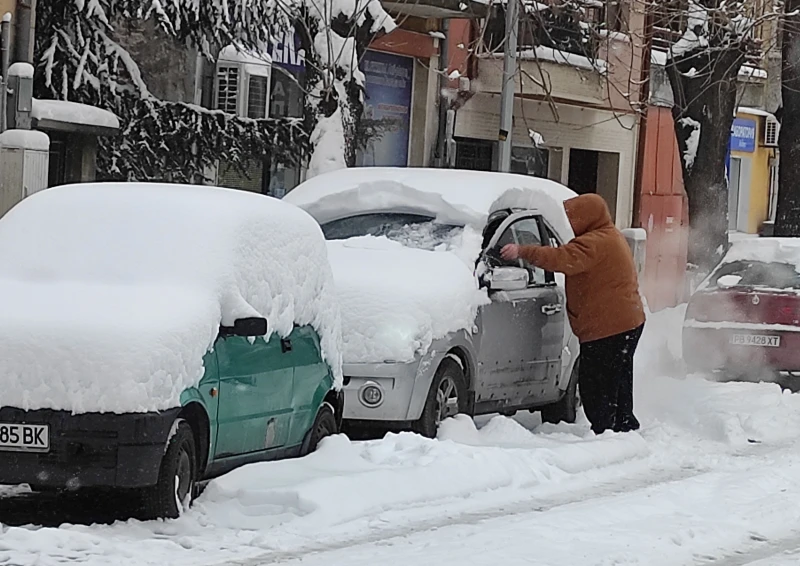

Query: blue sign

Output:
[730, 117, 756, 153]
[359, 50, 413, 167]
[271, 30, 305, 71]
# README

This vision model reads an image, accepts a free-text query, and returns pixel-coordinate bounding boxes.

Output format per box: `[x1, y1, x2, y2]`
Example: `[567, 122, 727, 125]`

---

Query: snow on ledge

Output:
[31, 99, 120, 131]
[8, 62, 33, 79]
[483, 47, 607, 74]
[0, 129, 50, 151]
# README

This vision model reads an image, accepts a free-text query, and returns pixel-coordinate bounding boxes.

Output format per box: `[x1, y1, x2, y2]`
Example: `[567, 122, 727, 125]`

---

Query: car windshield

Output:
[321, 213, 464, 251]
[710, 260, 800, 289]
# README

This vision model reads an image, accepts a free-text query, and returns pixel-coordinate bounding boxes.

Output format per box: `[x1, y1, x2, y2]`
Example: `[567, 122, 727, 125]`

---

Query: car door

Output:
[475, 213, 565, 408]
[213, 333, 295, 458]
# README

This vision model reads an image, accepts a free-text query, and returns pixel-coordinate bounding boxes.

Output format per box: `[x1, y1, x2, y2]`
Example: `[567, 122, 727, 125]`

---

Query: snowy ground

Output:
[4, 306, 800, 566]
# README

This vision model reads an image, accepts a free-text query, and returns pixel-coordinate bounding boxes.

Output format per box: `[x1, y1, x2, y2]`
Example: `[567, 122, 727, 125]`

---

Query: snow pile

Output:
[0, 183, 341, 413]
[31, 99, 120, 131]
[284, 167, 577, 239]
[678, 116, 701, 169]
[327, 236, 489, 363]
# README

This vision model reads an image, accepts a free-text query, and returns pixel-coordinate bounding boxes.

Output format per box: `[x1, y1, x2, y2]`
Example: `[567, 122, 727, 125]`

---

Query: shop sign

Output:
[731, 117, 756, 153]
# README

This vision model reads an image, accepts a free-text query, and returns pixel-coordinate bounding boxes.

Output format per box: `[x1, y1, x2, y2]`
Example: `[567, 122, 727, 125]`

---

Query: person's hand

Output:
[501, 244, 520, 261]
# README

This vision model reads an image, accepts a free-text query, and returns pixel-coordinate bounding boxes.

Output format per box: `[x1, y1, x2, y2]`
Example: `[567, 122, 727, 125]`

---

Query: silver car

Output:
[285, 168, 580, 437]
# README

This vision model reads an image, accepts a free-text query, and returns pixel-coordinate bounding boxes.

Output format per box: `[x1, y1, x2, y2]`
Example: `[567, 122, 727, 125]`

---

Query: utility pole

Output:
[434, 19, 450, 168]
[497, 0, 519, 172]
[14, 0, 36, 64]
[1, 13, 11, 133]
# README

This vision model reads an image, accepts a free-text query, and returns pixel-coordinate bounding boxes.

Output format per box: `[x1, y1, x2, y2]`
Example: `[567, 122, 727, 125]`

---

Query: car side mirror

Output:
[220, 317, 268, 338]
[487, 266, 529, 291]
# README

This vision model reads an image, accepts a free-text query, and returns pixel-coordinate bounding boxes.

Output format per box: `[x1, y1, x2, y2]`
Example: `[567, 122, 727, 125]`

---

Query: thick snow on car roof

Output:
[0, 183, 342, 413]
[721, 238, 800, 266]
[284, 167, 577, 242]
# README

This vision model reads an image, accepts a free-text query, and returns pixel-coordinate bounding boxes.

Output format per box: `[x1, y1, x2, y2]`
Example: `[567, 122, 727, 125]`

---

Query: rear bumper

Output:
[0, 407, 180, 489]
[683, 327, 800, 372]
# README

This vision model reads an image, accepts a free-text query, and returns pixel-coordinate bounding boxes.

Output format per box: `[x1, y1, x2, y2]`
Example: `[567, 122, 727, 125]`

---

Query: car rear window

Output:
[321, 213, 463, 251]
[710, 260, 800, 289]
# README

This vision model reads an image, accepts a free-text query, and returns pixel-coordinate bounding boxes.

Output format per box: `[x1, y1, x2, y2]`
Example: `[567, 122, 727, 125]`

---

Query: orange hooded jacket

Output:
[519, 194, 645, 343]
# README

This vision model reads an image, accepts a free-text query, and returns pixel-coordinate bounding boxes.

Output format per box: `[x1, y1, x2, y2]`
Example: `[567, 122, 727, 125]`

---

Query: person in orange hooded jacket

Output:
[501, 193, 645, 434]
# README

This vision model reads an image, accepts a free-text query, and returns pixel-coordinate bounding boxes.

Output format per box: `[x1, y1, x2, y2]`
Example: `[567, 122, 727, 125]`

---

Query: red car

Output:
[683, 239, 800, 379]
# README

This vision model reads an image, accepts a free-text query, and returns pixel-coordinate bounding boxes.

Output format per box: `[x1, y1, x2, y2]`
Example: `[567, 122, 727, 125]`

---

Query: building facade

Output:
[443, 2, 647, 228]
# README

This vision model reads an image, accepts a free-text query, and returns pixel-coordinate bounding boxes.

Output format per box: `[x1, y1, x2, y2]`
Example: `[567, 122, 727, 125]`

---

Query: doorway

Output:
[568, 148, 620, 220]
[728, 157, 742, 231]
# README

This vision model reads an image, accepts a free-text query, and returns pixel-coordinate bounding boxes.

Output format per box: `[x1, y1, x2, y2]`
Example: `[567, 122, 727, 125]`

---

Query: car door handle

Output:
[541, 303, 562, 316]
[281, 338, 292, 353]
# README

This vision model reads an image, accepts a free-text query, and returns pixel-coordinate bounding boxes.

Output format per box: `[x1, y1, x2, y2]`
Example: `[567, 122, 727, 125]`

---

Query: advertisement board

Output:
[359, 50, 414, 167]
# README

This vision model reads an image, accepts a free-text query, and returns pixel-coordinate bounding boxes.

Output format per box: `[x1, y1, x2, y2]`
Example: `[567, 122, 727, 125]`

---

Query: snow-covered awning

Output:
[31, 99, 120, 137]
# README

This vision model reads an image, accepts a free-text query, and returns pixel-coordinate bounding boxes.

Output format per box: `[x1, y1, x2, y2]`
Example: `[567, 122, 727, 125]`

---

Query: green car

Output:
[0, 183, 344, 519]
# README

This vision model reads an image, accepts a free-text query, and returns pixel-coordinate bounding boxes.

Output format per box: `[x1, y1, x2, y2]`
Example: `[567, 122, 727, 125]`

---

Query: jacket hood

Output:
[564, 194, 613, 236]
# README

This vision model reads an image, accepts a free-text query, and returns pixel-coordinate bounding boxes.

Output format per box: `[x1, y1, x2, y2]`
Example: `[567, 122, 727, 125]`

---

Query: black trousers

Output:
[579, 324, 644, 435]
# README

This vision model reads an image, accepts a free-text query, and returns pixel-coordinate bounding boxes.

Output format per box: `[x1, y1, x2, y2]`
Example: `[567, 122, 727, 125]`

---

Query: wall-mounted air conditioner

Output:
[764, 114, 780, 147]
[214, 45, 272, 119]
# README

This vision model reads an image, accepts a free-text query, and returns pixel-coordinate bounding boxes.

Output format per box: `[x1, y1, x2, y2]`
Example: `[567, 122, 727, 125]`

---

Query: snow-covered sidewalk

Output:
[4, 306, 800, 566]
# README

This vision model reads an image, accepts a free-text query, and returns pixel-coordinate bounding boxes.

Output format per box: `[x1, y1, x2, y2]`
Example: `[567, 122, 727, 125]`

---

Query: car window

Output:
[495, 217, 547, 285]
[321, 213, 463, 250]
[710, 260, 800, 289]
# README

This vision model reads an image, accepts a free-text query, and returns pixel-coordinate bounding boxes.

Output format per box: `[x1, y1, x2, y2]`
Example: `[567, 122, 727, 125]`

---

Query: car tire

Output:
[140, 419, 196, 520]
[413, 359, 468, 439]
[302, 402, 338, 456]
[541, 360, 580, 425]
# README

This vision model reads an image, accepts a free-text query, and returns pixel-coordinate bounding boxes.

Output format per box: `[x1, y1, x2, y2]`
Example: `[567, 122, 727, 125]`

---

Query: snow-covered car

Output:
[683, 238, 800, 378]
[284, 167, 580, 436]
[0, 183, 343, 519]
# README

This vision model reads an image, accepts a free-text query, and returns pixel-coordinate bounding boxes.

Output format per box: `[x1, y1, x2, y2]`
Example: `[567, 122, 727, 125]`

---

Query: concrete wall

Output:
[114, 20, 199, 103]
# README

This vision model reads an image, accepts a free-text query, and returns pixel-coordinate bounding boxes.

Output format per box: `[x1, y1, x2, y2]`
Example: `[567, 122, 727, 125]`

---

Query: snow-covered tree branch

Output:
[659, 0, 777, 272]
[34, 0, 395, 182]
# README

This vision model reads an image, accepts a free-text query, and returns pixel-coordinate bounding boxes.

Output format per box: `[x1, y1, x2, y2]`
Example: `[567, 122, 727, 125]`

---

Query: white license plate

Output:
[0, 423, 49, 452]
[730, 334, 781, 348]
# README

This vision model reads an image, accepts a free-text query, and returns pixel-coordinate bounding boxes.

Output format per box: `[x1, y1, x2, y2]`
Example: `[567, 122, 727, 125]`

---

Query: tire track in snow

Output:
[210, 464, 712, 566]
[693, 532, 800, 566]
[208, 439, 789, 566]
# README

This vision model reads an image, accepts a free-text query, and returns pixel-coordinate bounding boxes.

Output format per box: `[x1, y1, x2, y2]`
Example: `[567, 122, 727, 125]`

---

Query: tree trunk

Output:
[775, 0, 800, 236]
[667, 47, 744, 274]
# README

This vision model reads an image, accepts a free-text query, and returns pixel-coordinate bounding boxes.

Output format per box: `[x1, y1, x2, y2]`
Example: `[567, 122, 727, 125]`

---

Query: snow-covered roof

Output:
[284, 167, 577, 243]
[738, 106, 776, 119]
[0, 183, 341, 413]
[31, 98, 120, 134]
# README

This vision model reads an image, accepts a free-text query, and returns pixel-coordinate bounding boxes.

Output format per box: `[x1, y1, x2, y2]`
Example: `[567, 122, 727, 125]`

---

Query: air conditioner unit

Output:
[764, 115, 780, 147]
[214, 46, 272, 119]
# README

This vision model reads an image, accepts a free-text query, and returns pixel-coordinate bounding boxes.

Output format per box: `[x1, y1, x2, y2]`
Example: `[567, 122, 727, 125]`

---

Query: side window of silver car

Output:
[496, 218, 547, 285]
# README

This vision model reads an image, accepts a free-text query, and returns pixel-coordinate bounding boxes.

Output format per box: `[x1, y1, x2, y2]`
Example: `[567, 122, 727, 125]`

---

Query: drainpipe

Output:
[632, 5, 654, 228]
[434, 18, 450, 167]
[1, 12, 11, 132]
[14, 0, 35, 64]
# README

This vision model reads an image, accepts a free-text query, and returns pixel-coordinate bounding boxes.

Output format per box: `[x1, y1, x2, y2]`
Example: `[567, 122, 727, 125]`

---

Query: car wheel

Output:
[413, 359, 468, 438]
[302, 402, 338, 455]
[541, 360, 580, 425]
[140, 419, 196, 520]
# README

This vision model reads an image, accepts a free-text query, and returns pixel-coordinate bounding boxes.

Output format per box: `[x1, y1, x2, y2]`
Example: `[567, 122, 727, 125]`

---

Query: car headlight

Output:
[359, 382, 384, 408]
